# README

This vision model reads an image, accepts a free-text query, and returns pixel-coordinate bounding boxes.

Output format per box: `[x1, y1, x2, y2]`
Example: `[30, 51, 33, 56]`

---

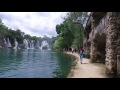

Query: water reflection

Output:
[0, 49, 23, 77]
[0, 49, 73, 78]
[53, 52, 73, 78]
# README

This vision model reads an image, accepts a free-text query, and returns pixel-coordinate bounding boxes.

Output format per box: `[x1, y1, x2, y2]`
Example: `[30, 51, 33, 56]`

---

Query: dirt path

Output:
[65, 52, 108, 78]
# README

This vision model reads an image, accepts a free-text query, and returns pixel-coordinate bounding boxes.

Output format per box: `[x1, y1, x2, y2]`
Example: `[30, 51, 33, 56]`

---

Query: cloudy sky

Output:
[0, 12, 68, 37]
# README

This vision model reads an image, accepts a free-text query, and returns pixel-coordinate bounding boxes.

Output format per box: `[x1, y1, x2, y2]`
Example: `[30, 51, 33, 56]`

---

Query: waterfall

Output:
[23, 39, 34, 49]
[4, 38, 12, 48]
[31, 40, 34, 49]
[13, 38, 20, 49]
[37, 40, 40, 49]
[7, 38, 12, 48]
[28, 40, 31, 49]
[23, 39, 29, 49]
[4, 38, 8, 48]
[40, 40, 50, 50]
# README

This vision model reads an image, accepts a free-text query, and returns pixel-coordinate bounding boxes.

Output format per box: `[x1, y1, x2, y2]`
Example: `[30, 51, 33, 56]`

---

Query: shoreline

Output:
[64, 51, 108, 78]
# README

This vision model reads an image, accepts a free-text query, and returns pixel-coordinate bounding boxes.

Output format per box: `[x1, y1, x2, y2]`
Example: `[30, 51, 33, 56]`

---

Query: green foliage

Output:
[56, 37, 65, 48]
[0, 19, 41, 47]
[54, 12, 89, 50]
[56, 25, 61, 34]
[0, 19, 61, 49]
[31, 36, 39, 42]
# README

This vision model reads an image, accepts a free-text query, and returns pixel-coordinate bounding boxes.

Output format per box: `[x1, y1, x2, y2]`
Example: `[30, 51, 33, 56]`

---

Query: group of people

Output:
[71, 48, 77, 53]
[71, 48, 85, 64]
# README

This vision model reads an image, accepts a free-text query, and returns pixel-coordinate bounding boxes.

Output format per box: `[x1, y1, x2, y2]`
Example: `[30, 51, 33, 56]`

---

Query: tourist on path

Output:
[80, 48, 85, 64]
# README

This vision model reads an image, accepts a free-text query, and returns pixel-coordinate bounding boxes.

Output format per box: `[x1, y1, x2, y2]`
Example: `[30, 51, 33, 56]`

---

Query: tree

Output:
[0, 18, 45, 48]
[56, 25, 61, 34]
[54, 12, 89, 50]
[64, 12, 89, 49]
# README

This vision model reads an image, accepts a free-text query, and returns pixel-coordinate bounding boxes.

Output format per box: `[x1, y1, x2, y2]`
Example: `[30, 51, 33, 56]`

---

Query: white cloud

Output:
[0, 12, 67, 37]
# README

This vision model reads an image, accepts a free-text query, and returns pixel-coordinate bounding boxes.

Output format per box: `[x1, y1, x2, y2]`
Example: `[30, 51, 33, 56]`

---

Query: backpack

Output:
[82, 52, 85, 58]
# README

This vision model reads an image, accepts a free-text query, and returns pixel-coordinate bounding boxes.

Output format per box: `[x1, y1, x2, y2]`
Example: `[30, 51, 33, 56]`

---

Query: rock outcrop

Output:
[84, 12, 120, 78]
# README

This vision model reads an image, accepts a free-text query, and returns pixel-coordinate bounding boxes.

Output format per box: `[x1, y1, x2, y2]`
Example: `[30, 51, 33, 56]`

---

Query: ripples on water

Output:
[0, 49, 73, 78]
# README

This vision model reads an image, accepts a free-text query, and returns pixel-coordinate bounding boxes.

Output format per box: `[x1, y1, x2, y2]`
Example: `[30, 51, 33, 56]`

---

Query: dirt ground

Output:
[65, 52, 108, 78]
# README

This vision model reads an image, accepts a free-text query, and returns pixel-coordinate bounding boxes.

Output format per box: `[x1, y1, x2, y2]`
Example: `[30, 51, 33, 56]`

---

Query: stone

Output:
[84, 12, 120, 78]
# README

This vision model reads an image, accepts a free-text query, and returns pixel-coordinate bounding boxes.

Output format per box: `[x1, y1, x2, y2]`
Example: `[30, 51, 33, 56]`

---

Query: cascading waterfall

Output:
[31, 40, 34, 49]
[4, 38, 8, 48]
[7, 38, 12, 48]
[23, 39, 34, 49]
[23, 39, 29, 49]
[13, 38, 20, 49]
[2, 38, 51, 50]
[28, 40, 31, 49]
[4, 38, 12, 48]
[40, 40, 51, 50]
[37, 40, 40, 49]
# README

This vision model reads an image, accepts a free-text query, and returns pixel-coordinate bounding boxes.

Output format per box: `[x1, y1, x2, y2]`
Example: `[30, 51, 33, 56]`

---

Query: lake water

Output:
[0, 49, 74, 78]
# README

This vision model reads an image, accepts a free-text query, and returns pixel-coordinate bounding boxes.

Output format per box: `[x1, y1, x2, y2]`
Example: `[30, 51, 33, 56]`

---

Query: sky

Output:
[0, 12, 68, 37]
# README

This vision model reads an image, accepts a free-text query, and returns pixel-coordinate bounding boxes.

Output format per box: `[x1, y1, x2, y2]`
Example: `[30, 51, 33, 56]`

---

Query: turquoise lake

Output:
[0, 49, 74, 78]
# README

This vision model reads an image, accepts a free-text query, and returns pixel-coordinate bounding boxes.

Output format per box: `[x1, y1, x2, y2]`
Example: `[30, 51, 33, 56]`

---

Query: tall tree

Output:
[54, 12, 89, 50]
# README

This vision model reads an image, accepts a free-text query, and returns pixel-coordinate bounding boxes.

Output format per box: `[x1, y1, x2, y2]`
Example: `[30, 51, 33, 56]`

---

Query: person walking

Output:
[80, 48, 85, 64]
